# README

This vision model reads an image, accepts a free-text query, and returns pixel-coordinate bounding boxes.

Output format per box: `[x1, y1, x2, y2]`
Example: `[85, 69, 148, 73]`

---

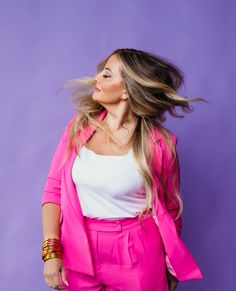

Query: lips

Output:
[94, 86, 101, 92]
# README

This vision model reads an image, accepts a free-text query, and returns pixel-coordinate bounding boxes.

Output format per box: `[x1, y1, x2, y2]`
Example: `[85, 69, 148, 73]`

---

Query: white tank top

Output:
[72, 145, 147, 220]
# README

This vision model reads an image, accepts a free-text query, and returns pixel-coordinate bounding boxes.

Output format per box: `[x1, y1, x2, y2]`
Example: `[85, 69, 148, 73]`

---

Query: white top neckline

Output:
[82, 145, 133, 158]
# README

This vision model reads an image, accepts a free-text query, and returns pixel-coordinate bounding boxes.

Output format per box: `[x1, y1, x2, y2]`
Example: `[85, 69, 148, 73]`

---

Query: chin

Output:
[92, 92, 103, 101]
[92, 93, 99, 101]
[91, 94, 102, 105]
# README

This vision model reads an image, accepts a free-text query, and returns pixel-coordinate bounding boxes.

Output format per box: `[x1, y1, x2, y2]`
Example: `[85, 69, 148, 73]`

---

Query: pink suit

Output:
[41, 109, 203, 283]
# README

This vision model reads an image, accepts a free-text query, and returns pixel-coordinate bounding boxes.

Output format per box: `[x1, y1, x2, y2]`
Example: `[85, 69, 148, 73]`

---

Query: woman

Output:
[41, 48, 204, 290]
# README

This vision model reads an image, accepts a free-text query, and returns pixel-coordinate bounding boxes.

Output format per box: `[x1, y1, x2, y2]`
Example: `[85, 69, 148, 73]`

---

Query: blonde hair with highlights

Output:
[59, 48, 207, 225]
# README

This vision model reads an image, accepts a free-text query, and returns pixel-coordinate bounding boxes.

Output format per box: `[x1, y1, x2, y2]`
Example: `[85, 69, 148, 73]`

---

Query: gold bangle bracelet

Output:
[42, 253, 62, 262]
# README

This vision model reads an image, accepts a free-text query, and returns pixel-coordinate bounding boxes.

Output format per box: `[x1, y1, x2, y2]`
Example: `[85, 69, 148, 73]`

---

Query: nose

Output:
[94, 71, 102, 84]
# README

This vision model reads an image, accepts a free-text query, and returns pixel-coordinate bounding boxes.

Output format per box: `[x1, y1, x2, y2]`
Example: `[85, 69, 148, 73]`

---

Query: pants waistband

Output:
[84, 212, 153, 232]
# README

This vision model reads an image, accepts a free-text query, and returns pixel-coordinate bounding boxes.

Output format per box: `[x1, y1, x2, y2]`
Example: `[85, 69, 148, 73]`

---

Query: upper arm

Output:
[41, 115, 76, 207]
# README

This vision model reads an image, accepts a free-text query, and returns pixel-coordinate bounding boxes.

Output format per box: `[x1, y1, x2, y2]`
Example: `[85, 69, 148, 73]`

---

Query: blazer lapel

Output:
[64, 109, 108, 216]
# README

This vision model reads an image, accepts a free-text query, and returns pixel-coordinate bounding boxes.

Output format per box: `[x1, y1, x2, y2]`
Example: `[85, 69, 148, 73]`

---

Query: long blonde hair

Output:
[59, 48, 207, 224]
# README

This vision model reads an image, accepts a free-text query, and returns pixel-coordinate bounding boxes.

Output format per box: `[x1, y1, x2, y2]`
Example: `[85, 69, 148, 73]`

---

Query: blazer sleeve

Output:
[41, 116, 75, 207]
[164, 134, 183, 237]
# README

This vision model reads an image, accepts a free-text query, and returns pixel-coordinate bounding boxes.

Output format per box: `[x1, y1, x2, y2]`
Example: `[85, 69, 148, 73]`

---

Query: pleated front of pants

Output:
[65, 213, 169, 291]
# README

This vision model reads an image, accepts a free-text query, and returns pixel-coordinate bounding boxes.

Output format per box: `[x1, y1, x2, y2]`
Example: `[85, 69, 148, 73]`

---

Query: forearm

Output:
[42, 203, 61, 240]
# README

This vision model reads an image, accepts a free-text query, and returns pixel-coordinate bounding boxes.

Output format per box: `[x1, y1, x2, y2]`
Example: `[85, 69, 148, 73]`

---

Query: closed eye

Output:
[102, 75, 110, 78]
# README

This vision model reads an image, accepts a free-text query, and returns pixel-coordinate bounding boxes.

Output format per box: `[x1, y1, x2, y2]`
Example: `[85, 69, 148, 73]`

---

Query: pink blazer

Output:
[41, 109, 203, 282]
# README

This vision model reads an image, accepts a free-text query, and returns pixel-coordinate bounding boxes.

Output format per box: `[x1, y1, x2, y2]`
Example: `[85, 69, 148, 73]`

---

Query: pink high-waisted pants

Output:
[65, 213, 169, 290]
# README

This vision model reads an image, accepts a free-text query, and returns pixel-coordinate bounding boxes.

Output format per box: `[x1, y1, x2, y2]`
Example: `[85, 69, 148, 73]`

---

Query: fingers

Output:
[44, 266, 68, 289]
[166, 271, 179, 291]
[43, 258, 69, 290]
[169, 280, 178, 291]
[60, 264, 69, 287]
[45, 271, 66, 290]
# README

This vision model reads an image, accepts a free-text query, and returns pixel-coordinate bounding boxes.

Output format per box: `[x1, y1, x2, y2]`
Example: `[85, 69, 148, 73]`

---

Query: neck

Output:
[101, 104, 137, 133]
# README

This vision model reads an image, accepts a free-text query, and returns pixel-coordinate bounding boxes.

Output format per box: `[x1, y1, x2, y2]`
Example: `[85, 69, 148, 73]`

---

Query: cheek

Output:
[103, 82, 123, 96]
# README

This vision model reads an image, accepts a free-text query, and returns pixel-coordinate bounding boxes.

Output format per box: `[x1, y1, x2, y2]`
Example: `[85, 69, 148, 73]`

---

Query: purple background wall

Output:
[0, 0, 234, 290]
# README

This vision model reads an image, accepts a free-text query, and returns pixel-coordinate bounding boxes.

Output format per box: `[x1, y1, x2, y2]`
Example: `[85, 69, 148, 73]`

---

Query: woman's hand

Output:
[166, 270, 179, 290]
[43, 257, 68, 290]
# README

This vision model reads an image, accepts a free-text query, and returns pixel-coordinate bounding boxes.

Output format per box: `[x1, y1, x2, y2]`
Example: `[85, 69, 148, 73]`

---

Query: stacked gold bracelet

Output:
[42, 238, 63, 262]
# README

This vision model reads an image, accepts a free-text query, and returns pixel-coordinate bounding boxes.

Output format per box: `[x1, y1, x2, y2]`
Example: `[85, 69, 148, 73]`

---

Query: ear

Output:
[121, 91, 129, 100]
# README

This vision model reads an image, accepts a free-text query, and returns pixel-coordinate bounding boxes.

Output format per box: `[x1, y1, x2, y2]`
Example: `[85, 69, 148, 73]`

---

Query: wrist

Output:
[42, 238, 63, 262]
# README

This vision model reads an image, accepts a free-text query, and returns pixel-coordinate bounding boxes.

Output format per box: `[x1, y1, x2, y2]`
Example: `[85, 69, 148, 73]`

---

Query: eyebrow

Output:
[104, 67, 113, 74]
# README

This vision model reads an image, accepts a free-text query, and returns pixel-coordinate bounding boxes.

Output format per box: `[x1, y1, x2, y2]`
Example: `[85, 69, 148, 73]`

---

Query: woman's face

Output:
[92, 54, 128, 105]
